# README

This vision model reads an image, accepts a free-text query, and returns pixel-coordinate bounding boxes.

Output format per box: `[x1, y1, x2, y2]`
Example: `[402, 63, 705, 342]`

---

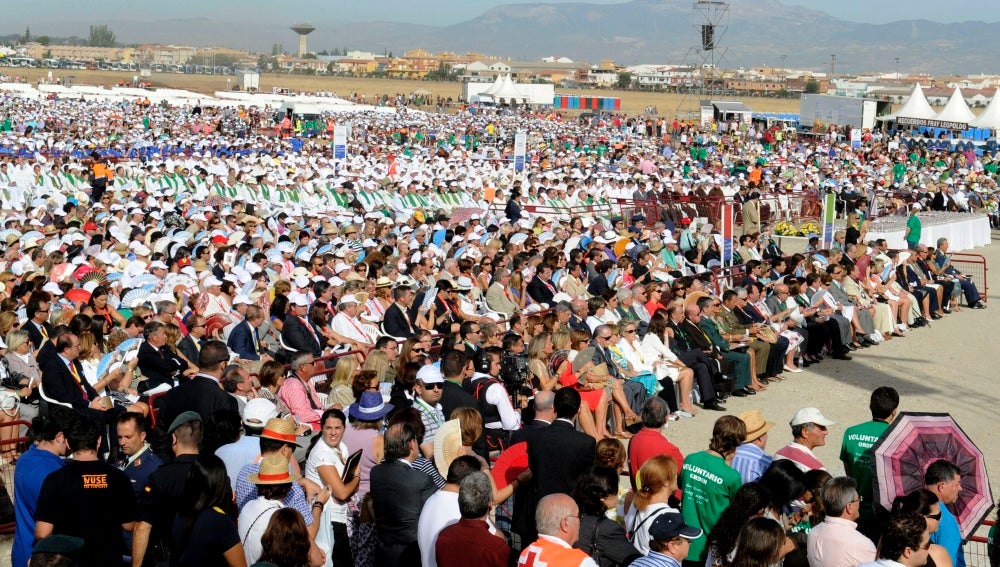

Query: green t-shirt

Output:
[906, 214, 921, 244]
[679, 451, 742, 561]
[840, 420, 889, 520]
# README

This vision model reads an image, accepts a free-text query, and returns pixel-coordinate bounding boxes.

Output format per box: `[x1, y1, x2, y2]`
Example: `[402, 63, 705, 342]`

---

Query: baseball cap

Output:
[790, 407, 834, 427]
[243, 398, 278, 428]
[648, 511, 703, 541]
[416, 364, 444, 384]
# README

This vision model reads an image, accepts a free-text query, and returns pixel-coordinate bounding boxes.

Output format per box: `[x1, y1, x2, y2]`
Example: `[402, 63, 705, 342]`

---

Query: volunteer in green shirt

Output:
[905, 203, 922, 250]
[840, 386, 899, 537]
[679, 415, 745, 563]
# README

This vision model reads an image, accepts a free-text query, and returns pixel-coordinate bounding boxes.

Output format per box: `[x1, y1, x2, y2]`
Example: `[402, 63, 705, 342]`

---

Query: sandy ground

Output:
[7, 68, 803, 116]
[658, 229, 1000, 545]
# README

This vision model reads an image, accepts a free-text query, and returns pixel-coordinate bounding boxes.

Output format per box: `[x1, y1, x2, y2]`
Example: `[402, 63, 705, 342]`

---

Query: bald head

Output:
[536, 493, 581, 545]
[685, 303, 701, 319]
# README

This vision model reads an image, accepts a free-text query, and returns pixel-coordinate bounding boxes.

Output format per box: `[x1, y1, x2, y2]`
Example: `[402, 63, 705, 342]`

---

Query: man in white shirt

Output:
[416, 456, 491, 567]
[773, 407, 832, 473]
[807, 477, 877, 567]
[329, 294, 374, 351]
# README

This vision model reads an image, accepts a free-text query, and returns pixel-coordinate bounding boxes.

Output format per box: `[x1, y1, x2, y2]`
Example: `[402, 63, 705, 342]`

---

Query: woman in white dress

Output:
[640, 316, 698, 418]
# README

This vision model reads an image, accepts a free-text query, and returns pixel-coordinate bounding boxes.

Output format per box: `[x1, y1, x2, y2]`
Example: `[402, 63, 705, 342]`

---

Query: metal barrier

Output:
[949, 253, 989, 304]
[967, 519, 995, 567]
[0, 420, 32, 535]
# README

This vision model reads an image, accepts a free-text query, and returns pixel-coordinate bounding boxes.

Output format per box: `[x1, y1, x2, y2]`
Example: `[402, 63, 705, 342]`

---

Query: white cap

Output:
[149, 260, 169, 271]
[203, 277, 223, 288]
[242, 398, 278, 427]
[339, 294, 360, 305]
[416, 364, 444, 384]
[288, 293, 310, 307]
[790, 407, 834, 427]
[233, 294, 253, 306]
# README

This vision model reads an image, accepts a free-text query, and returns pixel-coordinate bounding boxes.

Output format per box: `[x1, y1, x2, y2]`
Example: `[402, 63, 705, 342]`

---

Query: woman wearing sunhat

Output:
[343, 391, 394, 567]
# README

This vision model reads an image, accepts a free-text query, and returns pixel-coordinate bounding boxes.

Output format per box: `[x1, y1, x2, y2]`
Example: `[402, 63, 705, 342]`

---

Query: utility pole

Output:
[894, 57, 900, 78]
[830, 54, 837, 76]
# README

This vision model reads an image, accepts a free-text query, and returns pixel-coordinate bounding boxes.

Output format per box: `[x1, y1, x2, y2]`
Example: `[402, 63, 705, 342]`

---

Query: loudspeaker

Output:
[701, 24, 715, 50]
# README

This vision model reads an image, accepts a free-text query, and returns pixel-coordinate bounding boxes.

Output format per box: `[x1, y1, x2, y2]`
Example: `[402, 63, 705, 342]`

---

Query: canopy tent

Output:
[934, 88, 976, 125]
[480, 75, 527, 103]
[879, 83, 936, 121]
[970, 90, 1000, 129]
[480, 75, 507, 97]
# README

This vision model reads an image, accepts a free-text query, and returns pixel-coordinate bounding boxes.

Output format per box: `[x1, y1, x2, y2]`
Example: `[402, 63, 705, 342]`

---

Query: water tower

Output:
[290, 23, 316, 58]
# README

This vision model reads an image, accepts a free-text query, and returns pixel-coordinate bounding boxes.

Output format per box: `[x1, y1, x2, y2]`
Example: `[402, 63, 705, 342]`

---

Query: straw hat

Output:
[739, 409, 775, 443]
[259, 417, 302, 447]
[248, 454, 301, 485]
[433, 419, 463, 478]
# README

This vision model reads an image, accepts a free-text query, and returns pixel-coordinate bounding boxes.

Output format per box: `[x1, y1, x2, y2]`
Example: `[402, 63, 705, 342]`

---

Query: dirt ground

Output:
[659, 229, 1000, 545]
[8, 68, 802, 116]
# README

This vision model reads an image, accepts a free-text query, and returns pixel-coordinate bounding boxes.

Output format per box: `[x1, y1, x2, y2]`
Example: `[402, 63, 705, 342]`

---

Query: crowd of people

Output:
[0, 91, 995, 566]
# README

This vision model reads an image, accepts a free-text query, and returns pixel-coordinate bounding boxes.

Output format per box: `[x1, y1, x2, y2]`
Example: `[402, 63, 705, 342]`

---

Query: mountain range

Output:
[29, 0, 1000, 74]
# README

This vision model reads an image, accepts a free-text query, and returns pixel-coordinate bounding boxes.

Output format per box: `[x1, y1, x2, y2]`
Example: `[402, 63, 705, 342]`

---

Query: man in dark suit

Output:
[23, 295, 54, 355]
[439, 351, 477, 419]
[526, 265, 557, 305]
[370, 421, 437, 567]
[41, 332, 106, 418]
[281, 294, 322, 356]
[382, 286, 417, 339]
[521, 388, 595, 544]
[175, 315, 206, 365]
[137, 322, 190, 393]
[227, 306, 270, 361]
[154, 341, 239, 458]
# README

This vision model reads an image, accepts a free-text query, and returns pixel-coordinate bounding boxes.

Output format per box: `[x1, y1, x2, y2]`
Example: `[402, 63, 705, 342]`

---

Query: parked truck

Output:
[799, 94, 891, 131]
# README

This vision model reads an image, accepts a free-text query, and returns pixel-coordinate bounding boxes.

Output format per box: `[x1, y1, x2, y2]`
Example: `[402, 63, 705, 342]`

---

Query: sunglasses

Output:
[412, 348, 426, 354]
[925, 511, 942, 520]
[422, 382, 443, 390]
[625, 329, 637, 334]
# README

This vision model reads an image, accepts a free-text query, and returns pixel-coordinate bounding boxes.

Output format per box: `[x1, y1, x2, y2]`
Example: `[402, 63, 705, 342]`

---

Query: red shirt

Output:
[435, 518, 510, 567]
[628, 427, 685, 490]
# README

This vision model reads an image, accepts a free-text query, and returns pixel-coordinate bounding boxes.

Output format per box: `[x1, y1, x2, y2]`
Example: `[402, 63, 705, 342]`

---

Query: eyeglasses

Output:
[598, 335, 612, 340]
[625, 329, 637, 334]
[422, 382, 443, 390]
[925, 511, 942, 520]
[412, 348, 426, 354]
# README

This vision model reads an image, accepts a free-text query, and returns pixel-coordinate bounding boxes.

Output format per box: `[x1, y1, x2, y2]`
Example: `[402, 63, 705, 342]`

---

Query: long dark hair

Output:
[727, 517, 786, 567]
[259, 508, 311, 567]
[758, 460, 806, 513]
[177, 455, 233, 543]
[707, 482, 772, 564]
[572, 466, 619, 516]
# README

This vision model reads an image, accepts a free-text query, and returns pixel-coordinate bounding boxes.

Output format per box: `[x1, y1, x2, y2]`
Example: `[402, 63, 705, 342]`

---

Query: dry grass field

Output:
[9, 67, 803, 117]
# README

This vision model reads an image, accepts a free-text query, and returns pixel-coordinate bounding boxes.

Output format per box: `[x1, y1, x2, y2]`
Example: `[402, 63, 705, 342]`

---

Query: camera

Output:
[499, 351, 532, 400]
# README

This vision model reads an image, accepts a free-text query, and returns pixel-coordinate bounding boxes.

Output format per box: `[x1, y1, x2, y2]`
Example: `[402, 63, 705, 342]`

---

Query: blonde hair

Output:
[330, 356, 358, 387]
[362, 350, 391, 382]
[451, 407, 483, 446]
[551, 330, 572, 351]
[634, 455, 678, 510]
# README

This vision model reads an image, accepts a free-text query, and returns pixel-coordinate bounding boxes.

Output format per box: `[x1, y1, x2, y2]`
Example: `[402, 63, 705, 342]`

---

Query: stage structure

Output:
[673, 0, 744, 116]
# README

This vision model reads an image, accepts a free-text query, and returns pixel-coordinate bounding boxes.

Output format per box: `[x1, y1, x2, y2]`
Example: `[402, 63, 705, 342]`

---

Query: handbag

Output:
[756, 325, 778, 344]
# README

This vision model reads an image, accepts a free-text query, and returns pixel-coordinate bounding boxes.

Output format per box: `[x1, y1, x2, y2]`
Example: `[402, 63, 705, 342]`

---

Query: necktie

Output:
[40, 324, 48, 340]
[253, 328, 261, 355]
[68, 362, 89, 401]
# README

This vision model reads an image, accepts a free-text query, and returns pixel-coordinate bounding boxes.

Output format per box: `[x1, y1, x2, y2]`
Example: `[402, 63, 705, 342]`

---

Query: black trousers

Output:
[675, 348, 717, 403]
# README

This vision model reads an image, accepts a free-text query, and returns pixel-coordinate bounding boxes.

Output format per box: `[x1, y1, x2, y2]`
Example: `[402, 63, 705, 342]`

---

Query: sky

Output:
[4, 0, 999, 31]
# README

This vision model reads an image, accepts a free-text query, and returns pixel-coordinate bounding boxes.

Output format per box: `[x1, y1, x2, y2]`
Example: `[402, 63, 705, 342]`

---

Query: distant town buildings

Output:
[7, 38, 1000, 102]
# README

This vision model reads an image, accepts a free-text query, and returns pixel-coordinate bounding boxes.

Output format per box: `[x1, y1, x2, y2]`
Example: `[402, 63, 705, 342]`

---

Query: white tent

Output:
[881, 83, 936, 121]
[970, 90, 1000, 129]
[480, 74, 507, 97]
[480, 74, 527, 103]
[933, 88, 976, 124]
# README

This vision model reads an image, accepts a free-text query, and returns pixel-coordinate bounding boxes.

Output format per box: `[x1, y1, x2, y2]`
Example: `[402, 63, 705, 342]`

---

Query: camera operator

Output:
[468, 347, 522, 453]
[499, 334, 531, 404]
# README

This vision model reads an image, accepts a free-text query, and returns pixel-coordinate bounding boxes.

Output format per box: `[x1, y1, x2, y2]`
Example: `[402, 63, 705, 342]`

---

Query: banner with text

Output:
[821, 192, 836, 249]
[333, 125, 347, 160]
[722, 203, 734, 266]
[514, 132, 526, 172]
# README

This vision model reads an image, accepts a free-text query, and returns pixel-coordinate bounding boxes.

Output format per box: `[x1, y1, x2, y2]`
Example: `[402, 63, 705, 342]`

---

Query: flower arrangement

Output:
[773, 221, 821, 237]
[797, 222, 821, 237]
[773, 221, 797, 236]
